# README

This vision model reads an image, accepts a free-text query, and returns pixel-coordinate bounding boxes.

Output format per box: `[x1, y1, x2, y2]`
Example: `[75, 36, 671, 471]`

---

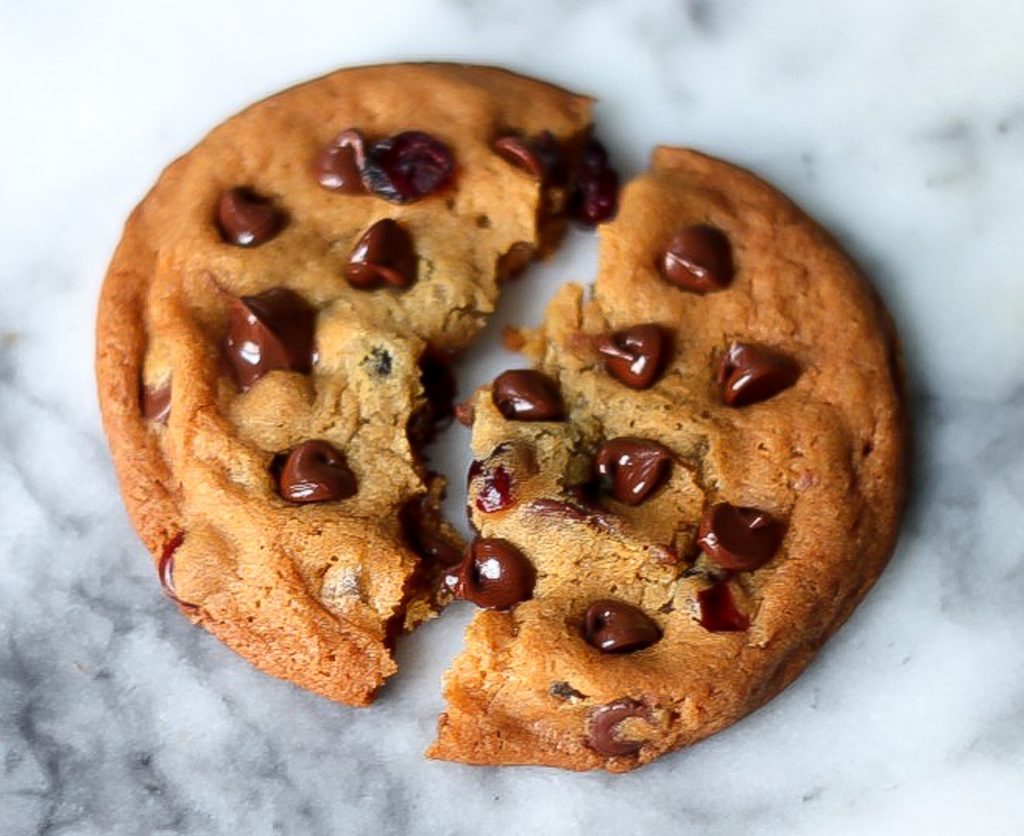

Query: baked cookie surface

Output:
[430, 147, 906, 771]
[95, 63, 598, 706]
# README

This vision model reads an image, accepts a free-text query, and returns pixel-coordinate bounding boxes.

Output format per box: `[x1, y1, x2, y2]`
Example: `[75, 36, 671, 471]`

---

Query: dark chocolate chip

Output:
[362, 131, 455, 203]
[658, 224, 733, 292]
[594, 438, 673, 506]
[450, 538, 535, 610]
[491, 369, 564, 421]
[345, 219, 417, 290]
[277, 440, 357, 503]
[493, 132, 564, 183]
[493, 135, 545, 179]
[216, 187, 284, 247]
[594, 324, 668, 390]
[588, 700, 651, 756]
[697, 581, 750, 632]
[718, 341, 800, 407]
[584, 599, 662, 653]
[549, 681, 588, 701]
[362, 347, 393, 378]
[312, 129, 367, 193]
[223, 288, 317, 391]
[698, 503, 785, 571]
[141, 379, 171, 424]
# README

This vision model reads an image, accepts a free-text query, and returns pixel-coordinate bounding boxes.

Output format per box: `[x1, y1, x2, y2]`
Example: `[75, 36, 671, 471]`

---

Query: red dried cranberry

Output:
[697, 581, 750, 632]
[569, 138, 619, 226]
[362, 131, 455, 204]
[475, 463, 513, 513]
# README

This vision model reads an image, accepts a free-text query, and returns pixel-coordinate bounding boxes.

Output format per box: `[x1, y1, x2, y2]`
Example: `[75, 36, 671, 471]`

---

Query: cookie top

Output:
[430, 147, 906, 771]
[95, 63, 597, 705]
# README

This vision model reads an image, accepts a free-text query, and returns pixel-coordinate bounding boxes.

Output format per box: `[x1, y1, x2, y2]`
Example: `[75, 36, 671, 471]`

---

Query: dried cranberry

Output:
[362, 131, 455, 204]
[569, 138, 619, 227]
[697, 581, 750, 632]
[474, 463, 513, 513]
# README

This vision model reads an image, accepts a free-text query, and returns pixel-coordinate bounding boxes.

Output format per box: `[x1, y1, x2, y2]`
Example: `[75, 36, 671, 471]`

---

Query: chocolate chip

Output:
[493, 132, 564, 183]
[277, 440, 357, 503]
[584, 599, 662, 653]
[224, 288, 317, 391]
[399, 496, 462, 566]
[594, 324, 668, 390]
[312, 129, 367, 193]
[718, 342, 800, 407]
[697, 581, 750, 632]
[362, 131, 455, 204]
[158, 532, 193, 607]
[491, 370, 564, 421]
[216, 187, 284, 247]
[141, 380, 171, 424]
[493, 135, 545, 179]
[450, 538, 535, 610]
[658, 224, 733, 292]
[549, 681, 588, 701]
[345, 219, 417, 290]
[594, 438, 673, 506]
[698, 503, 785, 571]
[362, 347, 392, 378]
[588, 700, 651, 756]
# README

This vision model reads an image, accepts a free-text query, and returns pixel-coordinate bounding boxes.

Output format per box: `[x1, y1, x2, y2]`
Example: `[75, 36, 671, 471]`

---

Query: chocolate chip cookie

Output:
[95, 63, 609, 706]
[430, 147, 906, 771]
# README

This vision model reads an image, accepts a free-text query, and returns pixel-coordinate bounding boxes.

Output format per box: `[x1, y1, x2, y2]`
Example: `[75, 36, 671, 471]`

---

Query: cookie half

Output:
[95, 63, 604, 705]
[430, 147, 907, 770]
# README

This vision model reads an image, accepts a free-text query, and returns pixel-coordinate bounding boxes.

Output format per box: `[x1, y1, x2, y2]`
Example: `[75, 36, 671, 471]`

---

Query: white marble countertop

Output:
[3, 0, 1024, 833]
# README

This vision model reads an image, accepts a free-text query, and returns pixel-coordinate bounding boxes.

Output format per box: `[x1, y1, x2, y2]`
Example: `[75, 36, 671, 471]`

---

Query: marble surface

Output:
[2, 0, 1024, 833]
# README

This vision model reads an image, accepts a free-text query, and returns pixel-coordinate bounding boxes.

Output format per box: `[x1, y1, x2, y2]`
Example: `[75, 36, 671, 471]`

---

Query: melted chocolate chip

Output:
[491, 370, 565, 421]
[698, 503, 785, 571]
[718, 342, 799, 407]
[216, 187, 284, 247]
[224, 288, 317, 391]
[345, 219, 417, 290]
[362, 131, 455, 203]
[312, 129, 367, 193]
[594, 324, 668, 390]
[584, 599, 662, 653]
[697, 581, 750, 632]
[277, 440, 357, 503]
[594, 438, 673, 506]
[141, 380, 171, 424]
[450, 538, 535, 610]
[588, 700, 651, 756]
[659, 225, 733, 292]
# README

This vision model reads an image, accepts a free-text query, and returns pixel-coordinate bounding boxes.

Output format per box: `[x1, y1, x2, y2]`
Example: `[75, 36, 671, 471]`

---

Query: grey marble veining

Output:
[2, 1, 1024, 833]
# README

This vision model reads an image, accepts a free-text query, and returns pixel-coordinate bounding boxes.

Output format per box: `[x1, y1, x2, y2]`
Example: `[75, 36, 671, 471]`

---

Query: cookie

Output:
[429, 147, 907, 771]
[95, 63, 610, 706]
